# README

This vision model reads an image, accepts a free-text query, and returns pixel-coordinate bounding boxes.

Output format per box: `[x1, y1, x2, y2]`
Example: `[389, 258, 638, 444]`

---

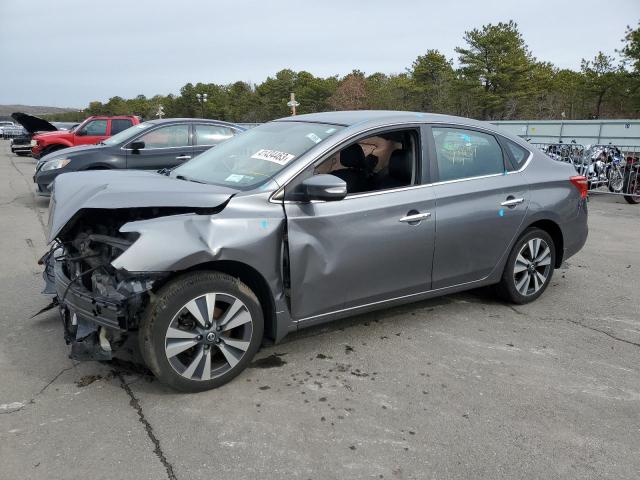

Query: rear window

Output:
[195, 124, 235, 145]
[506, 141, 530, 169]
[111, 119, 133, 135]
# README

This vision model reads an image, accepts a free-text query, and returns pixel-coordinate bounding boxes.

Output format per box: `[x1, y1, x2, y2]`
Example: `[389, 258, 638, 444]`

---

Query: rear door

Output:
[74, 119, 108, 146]
[109, 118, 134, 136]
[429, 125, 530, 289]
[125, 123, 193, 170]
[193, 123, 237, 157]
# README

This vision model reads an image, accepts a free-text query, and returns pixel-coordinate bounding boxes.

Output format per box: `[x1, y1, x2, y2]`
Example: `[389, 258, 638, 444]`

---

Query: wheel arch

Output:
[525, 219, 564, 268]
[46, 141, 73, 150]
[155, 260, 278, 343]
[83, 164, 112, 170]
[42, 143, 70, 155]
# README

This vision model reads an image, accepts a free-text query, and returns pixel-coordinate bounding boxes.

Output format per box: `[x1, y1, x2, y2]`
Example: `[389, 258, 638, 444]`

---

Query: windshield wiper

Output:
[175, 175, 206, 184]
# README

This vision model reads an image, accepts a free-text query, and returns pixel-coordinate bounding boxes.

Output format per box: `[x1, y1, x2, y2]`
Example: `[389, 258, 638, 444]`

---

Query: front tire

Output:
[496, 228, 555, 304]
[139, 272, 263, 392]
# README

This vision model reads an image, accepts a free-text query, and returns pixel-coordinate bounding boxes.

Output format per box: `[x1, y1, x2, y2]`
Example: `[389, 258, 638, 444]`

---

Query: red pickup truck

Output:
[31, 115, 141, 159]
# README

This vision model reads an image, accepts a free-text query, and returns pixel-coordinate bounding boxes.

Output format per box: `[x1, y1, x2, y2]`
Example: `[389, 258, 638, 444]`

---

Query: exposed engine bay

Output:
[42, 207, 203, 360]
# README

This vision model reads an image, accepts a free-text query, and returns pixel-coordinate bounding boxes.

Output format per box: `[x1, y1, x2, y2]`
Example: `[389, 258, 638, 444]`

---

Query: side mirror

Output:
[301, 174, 347, 202]
[76, 129, 86, 136]
[129, 141, 145, 151]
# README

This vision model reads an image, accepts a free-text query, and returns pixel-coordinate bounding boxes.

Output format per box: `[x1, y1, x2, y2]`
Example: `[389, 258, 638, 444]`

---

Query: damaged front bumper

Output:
[43, 250, 160, 361]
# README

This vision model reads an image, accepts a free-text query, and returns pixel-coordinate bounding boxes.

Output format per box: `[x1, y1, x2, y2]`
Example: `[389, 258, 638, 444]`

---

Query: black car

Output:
[34, 118, 245, 195]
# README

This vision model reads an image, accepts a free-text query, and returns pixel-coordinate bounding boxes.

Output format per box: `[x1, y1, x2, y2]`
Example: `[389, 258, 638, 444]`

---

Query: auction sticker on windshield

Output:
[251, 149, 295, 165]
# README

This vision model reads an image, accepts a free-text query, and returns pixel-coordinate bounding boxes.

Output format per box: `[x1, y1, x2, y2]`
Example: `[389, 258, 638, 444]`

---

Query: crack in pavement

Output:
[115, 372, 177, 480]
[4, 147, 180, 478]
[455, 298, 639, 349]
[0, 365, 76, 415]
[565, 319, 640, 348]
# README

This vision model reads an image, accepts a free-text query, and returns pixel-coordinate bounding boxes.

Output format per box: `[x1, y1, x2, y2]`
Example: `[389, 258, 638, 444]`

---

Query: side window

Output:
[79, 120, 108, 136]
[135, 124, 190, 149]
[505, 140, 530, 169]
[433, 127, 505, 182]
[195, 124, 235, 145]
[111, 119, 133, 135]
[312, 129, 417, 195]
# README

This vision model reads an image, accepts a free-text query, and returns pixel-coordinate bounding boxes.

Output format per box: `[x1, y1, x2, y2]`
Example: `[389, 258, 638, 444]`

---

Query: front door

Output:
[74, 119, 108, 146]
[125, 123, 193, 170]
[284, 127, 435, 321]
[429, 126, 530, 289]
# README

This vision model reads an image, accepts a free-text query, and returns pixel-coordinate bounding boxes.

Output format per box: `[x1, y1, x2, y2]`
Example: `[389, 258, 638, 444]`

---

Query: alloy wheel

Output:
[164, 293, 253, 381]
[513, 238, 552, 296]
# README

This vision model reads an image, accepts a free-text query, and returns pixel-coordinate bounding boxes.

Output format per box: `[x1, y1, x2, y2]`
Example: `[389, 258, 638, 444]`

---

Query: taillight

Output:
[570, 175, 588, 199]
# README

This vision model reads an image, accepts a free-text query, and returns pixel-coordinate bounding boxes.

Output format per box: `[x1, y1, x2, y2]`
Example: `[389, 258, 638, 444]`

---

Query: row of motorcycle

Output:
[543, 142, 640, 205]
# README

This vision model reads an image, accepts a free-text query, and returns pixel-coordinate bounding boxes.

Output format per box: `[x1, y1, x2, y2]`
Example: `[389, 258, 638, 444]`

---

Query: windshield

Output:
[171, 121, 344, 189]
[103, 122, 153, 145]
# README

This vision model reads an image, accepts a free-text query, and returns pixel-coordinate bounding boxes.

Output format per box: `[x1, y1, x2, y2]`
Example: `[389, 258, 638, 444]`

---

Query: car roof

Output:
[275, 110, 498, 128]
[273, 110, 529, 147]
[143, 118, 245, 130]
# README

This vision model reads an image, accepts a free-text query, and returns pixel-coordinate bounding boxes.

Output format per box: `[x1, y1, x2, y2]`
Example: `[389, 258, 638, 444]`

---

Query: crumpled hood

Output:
[11, 112, 58, 134]
[47, 170, 237, 242]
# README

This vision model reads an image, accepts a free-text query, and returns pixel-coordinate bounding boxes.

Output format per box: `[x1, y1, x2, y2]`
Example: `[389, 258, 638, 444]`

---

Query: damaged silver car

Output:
[41, 111, 588, 392]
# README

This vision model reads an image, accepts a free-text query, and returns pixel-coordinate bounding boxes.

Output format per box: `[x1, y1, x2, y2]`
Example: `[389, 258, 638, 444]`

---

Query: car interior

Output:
[314, 130, 417, 194]
[138, 125, 190, 149]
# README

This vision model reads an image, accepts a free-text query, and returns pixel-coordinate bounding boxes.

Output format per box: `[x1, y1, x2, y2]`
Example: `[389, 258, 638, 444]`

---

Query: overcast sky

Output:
[1, 0, 638, 108]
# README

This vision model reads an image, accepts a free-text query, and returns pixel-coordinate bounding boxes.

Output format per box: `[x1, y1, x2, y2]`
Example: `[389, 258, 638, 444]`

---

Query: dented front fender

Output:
[111, 193, 290, 337]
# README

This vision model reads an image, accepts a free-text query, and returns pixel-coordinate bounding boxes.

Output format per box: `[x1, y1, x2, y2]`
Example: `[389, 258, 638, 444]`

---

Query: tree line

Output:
[47, 21, 640, 124]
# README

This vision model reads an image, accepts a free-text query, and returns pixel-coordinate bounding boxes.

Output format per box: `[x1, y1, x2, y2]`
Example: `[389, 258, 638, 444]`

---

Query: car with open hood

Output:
[33, 118, 245, 195]
[40, 110, 588, 392]
[10, 113, 60, 155]
[29, 115, 142, 159]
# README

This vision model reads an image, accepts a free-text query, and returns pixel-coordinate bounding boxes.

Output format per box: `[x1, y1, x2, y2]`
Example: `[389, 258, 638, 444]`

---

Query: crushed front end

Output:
[41, 209, 169, 361]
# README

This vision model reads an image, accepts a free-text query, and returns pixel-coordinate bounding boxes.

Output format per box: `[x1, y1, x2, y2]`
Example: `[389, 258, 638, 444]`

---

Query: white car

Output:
[0, 121, 16, 138]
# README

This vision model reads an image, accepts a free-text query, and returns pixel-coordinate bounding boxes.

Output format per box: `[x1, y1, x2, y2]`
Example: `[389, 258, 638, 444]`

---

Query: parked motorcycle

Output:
[623, 156, 640, 204]
[544, 142, 583, 166]
[605, 146, 625, 193]
[574, 145, 608, 188]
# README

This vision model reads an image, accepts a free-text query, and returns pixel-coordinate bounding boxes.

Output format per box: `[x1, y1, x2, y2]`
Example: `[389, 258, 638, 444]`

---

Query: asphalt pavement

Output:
[1, 140, 639, 480]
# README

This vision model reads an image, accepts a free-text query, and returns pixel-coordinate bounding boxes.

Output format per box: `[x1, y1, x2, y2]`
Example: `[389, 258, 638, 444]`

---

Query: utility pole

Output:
[287, 92, 300, 116]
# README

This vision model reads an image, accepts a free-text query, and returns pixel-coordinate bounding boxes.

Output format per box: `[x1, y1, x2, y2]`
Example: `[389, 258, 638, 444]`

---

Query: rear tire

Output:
[139, 271, 263, 392]
[496, 228, 556, 304]
[623, 170, 640, 204]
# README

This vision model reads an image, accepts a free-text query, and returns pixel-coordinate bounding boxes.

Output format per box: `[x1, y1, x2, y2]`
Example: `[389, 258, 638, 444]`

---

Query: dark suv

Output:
[34, 118, 245, 195]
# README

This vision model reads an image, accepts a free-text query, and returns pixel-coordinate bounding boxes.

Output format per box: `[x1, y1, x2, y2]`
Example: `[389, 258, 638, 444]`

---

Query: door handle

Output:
[399, 212, 431, 223]
[500, 197, 524, 207]
[175, 155, 191, 161]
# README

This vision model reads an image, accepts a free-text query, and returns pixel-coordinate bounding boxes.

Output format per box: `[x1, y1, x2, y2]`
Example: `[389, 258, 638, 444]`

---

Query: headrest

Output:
[389, 150, 412, 182]
[340, 143, 365, 168]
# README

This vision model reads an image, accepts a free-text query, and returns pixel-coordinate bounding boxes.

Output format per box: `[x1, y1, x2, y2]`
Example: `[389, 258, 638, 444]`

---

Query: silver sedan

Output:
[42, 111, 588, 392]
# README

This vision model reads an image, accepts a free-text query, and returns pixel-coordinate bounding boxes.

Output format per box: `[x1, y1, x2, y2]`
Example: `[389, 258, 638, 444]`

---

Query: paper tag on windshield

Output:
[225, 174, 245, 183]
[306, 133, 322, 144]
[251, 149, 295, 165]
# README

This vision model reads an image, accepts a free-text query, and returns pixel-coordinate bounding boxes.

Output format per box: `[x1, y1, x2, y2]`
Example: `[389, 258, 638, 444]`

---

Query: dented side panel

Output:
[285, 188, 437, 321]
